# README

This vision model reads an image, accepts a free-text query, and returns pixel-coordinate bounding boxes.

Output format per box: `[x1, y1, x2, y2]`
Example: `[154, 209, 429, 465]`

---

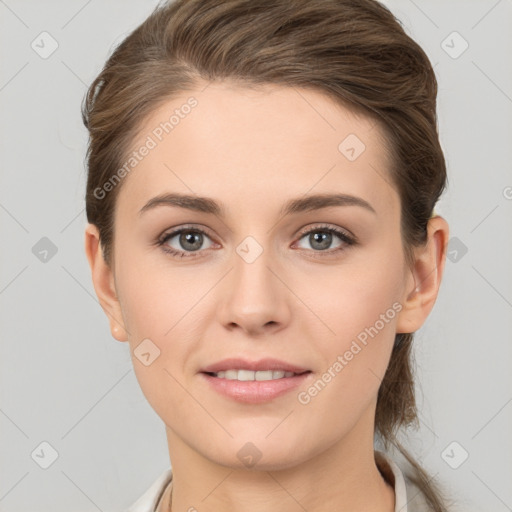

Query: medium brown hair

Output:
[82, 0, 448, 508]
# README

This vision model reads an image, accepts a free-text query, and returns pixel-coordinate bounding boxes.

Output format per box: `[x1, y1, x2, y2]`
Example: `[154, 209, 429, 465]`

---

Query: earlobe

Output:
[396, 216, 449, 334]
[84, 223, 129, 342]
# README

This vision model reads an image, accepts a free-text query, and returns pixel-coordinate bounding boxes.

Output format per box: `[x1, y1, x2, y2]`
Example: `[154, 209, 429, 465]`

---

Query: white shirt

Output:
[125, 451, 432, 512]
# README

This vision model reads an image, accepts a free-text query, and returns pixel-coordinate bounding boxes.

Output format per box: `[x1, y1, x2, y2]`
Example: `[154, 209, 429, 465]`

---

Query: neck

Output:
[161, 409, 395, 512]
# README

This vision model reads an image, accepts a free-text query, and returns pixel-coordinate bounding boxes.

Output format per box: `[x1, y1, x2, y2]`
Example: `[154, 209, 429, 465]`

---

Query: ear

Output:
[396, 215, 449, 334]
[84, 223, 129, 342]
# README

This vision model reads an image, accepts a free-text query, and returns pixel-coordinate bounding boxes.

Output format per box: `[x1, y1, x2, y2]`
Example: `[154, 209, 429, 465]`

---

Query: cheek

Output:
[114, 250, 211, 390]
[296, 247, 404, 399]
[303, 251, 404, 346]
[115, 245, 201, 338]
[293, 273, 400, 443]
[116, 262, 199, 419]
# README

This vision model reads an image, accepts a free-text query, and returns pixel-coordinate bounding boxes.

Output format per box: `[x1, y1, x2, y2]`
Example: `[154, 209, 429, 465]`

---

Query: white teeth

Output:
[255, 370, 274, 381]
[212, 370, 296, 380]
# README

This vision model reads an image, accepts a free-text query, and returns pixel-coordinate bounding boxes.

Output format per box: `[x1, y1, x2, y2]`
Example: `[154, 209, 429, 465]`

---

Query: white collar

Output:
[375, 450, 409, 512]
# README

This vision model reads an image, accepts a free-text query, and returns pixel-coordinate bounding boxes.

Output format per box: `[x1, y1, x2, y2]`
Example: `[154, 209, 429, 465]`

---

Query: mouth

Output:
[203, 369, 309, 381]
[199, 358, 313, 403]
[200, 357, 310, 375]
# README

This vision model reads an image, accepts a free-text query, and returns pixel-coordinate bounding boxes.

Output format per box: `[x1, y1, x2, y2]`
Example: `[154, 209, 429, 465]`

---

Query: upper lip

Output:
[200, 358, 310, 374]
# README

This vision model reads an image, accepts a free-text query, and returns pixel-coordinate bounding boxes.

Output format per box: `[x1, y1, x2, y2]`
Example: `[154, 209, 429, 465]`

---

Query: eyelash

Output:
[156, 224, 356, 259]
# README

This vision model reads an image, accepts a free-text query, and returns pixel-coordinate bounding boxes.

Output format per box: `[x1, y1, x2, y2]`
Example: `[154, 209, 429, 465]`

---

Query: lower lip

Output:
[199, 372, 312, 404]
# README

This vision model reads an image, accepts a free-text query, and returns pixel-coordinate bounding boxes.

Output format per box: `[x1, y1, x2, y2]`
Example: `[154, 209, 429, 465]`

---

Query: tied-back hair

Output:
[82, 1, 449, 509]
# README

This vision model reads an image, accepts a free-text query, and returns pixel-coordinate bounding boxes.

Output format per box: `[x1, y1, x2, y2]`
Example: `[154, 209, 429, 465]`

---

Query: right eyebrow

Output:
[139, 193, 225, 217]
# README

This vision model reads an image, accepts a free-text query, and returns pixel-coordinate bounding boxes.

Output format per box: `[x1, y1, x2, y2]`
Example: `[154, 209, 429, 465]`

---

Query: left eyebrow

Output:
[138, 192, 376, 218]
[279, 193, 376, 217]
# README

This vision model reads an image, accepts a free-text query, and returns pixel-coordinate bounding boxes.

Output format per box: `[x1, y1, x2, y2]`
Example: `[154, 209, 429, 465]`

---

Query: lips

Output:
[200, 357, 310, 375]
[200, 371, 312, 403]
[199, 357, 312, 403]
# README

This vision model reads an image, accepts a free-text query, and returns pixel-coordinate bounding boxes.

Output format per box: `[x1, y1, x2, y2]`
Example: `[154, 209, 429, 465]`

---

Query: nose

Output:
[216, 240, 291, 337]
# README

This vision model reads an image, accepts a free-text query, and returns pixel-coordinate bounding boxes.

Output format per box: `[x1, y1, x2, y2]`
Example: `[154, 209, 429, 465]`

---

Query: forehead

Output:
[117, 81, 397, 219]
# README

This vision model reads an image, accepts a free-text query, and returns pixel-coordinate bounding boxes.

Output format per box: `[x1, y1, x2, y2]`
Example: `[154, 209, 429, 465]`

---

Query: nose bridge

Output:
[218, 234, 289, 333]
[232, 234, 278, 307]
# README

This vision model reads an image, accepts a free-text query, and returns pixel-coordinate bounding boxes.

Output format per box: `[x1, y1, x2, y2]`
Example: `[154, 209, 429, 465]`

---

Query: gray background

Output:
[1, 1, 511, 511]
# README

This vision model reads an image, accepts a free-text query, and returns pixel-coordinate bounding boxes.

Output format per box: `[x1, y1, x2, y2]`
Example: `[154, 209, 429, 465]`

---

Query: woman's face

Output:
[91, 81, 425, 469]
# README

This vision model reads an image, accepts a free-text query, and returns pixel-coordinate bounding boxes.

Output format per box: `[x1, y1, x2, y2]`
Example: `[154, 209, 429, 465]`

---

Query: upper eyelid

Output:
[297, 223, 353, 238]
[159, 224, 214, 240]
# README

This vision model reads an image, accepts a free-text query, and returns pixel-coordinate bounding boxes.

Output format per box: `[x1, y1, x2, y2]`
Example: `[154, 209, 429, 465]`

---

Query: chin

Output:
[199, 435, 311, 472]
